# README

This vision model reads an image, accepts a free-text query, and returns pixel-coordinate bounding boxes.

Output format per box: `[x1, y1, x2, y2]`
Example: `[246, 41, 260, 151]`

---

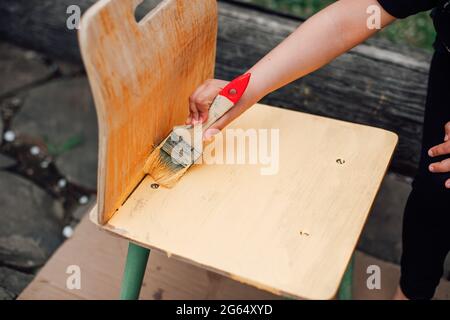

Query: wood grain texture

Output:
[78, 0, 218, 224]
[96, 104, 397, 300]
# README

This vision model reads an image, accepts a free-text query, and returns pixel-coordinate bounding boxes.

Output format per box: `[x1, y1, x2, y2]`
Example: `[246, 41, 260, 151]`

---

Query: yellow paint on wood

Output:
[94, 104, 397, 299]
[78, 0, 218, 224]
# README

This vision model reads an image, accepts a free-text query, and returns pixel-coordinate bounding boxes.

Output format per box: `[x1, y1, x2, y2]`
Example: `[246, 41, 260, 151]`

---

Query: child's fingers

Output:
[188, 99, 199, 124]
[428, 141, 450, 157]
[189, 107, 198, 124]
[185, 114, 192, 125]
[196, 81, 228, 122]
[188, 83, 207, 124]
[194, 92, 214, 123]
[446, 178, 450, 189]
[187, 80, 226, 125]
[428, 158, 450, 173]
[444, 121, 450, 142]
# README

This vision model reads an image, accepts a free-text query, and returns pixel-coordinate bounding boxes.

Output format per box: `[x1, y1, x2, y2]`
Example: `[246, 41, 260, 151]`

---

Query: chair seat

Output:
[93, 104, 397, 299]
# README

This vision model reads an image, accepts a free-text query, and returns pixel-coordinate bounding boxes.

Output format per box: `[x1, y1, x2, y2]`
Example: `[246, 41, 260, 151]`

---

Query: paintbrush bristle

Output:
[143, 138, 190, 188]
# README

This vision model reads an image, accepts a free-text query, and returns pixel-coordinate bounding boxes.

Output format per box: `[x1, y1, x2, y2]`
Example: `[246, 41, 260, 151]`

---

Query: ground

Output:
[0, 42, 96, 299]
[0, 40, 448, 299]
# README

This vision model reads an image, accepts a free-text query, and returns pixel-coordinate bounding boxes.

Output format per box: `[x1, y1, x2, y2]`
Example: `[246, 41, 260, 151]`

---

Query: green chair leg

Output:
[120, 242, 150, 300]
[338, 254, 354, 300]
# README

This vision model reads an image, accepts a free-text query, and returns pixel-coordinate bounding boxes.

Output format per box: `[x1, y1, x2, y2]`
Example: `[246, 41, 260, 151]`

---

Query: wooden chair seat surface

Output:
[93, 104, 397, 299]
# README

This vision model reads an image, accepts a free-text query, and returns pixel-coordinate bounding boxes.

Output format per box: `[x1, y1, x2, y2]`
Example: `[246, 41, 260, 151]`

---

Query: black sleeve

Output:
[377, 0, 441, 18]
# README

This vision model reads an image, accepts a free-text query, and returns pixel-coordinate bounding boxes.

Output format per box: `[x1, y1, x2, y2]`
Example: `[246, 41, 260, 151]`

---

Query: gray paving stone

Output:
[13, 77, 98, 189]
[0, 154, 15, 168]
[0, 287, 14, 300]
[0, 171, 62, 270]
[54, 60, 84, 77]
[0, 42, 55, 96]
[0, 267, 33, 298]
[358, 173, 410, 264]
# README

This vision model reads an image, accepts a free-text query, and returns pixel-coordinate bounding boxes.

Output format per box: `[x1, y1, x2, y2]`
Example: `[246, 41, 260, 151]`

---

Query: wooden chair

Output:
[79, 0, 397, 300]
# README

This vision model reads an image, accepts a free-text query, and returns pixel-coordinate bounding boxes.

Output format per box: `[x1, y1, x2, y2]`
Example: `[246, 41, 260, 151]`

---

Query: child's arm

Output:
[187, 0, 395, 138]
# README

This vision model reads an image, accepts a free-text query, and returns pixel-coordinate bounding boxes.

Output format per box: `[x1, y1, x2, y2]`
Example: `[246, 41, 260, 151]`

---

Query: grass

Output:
[246, 0, 436, 50]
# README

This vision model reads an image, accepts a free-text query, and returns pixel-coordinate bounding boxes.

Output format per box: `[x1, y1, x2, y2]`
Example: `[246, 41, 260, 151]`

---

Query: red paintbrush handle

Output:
[203, 73, 251, 130]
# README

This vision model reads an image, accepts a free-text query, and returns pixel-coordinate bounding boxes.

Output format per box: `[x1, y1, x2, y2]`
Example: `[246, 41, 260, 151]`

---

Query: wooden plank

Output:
[0, 0, 430, 176]
[98, 104, 397, 300]
[19, 213, 280, 300]
[78, 0, 218, 224]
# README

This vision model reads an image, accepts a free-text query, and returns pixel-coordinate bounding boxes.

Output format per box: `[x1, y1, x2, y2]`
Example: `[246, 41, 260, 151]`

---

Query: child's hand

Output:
[186, 79, 230, 125]
[186, 78, 257, 140]
[428, 121, 450, 188]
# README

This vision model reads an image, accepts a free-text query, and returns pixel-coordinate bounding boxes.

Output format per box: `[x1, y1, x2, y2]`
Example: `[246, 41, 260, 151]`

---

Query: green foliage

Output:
[378, 12, 436, 50]
[248, 0, 436, 50]
[45, 134, 84, 157]
[249, 0, 334, 17]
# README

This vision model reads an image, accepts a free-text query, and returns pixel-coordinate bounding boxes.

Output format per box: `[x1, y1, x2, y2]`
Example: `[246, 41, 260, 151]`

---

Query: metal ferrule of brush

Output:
[161, 127, 202, 167]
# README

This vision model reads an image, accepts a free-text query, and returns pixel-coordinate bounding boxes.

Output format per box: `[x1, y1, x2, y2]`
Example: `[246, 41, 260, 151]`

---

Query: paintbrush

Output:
[144, 73, 251, 187]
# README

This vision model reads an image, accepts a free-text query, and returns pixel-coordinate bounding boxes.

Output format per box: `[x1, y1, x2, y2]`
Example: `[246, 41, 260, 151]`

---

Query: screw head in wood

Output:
[151, 183, 159, 189]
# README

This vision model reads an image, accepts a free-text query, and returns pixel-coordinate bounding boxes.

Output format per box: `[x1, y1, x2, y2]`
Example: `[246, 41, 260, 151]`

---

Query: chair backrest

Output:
[79, 0, 217, 224]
